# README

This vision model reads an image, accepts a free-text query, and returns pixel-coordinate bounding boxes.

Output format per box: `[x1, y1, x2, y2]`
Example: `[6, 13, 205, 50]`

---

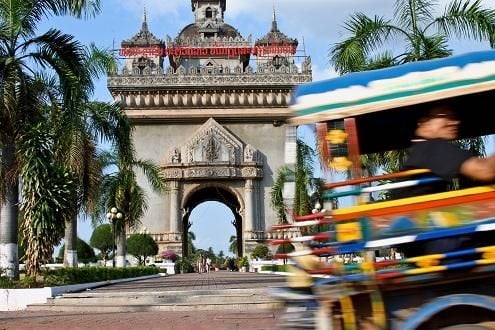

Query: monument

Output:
[107, 0, 312, 256]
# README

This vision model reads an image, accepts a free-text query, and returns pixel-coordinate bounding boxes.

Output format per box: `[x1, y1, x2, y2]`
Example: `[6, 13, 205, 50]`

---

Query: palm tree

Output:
[331, 0, 495, 75]
[271, 139, 319, 225]
[228, 235, 238, 257]
[330, 0, 495, 176]
[93, 143, 165, 267]
[187, 231, 197, 256]
[53, 45, 120, 268]
[0, 0, 101, 278]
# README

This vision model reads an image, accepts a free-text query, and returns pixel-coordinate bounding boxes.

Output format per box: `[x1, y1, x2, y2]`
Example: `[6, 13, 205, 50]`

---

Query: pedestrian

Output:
[206, 257, 211, 273]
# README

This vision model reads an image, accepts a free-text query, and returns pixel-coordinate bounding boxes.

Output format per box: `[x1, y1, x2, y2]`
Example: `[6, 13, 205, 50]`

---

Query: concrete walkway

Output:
[91, 270, 286, 292]
[0, 271, 287, 329]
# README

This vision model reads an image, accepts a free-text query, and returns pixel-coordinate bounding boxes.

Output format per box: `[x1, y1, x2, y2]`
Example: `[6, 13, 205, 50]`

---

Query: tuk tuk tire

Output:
[401, 294, 495, 330]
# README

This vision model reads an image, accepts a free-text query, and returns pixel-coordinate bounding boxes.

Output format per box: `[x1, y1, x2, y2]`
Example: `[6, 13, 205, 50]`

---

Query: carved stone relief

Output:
[183, 118, 242, 164]
[161, 118, 264, 180]
[244, 144, 257, 162]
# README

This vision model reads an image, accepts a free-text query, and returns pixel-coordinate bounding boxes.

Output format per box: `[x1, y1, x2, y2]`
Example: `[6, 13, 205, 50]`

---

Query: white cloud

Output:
[312, 63, 338, 82]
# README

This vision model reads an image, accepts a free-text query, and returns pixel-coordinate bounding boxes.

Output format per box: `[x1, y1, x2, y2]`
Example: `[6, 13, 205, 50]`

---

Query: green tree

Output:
[270, 166, 291, 224]
[276, 243, 295, 265]
[271, 139, 320, 228]
[18, 119, 78, 275]
[330, 0, 495, 75]
[93, 144, 165, 267]
[126, 233, 158, 266]
[89, 224, 113, 265]
[55, 46, 121, 268]
[59, 238, 96, 264]
[228, 235, 238, 257]
[0, 0, 101, 279]
[187, 231, 197, 256]
[330, 0, 494, 176]
[251, 244, 269, 260]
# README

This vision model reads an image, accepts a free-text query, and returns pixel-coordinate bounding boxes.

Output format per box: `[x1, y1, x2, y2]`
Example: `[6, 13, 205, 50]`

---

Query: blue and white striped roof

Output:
[290, 51, 495, 124]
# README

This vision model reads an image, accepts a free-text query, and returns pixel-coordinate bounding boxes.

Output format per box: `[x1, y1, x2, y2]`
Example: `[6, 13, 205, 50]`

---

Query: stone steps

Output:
[27, 287, 280, 312]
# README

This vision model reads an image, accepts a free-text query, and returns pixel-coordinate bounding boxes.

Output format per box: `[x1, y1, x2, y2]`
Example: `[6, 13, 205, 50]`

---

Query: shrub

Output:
[127, 233, 158, 266]
[90, 224, 113, 263]
[251, 244, 269, 260]
[20, 276, 37, 288]
[276, 243, 295, 254]
[42, 266, 159, 286]
[236, 256, 249, 270]
[161, 250, 177, 262]
[224, 257, 237, 271]
[59, 238, 97, 264]
[260, 264, 290, 272]
[0, 276, 15, 289]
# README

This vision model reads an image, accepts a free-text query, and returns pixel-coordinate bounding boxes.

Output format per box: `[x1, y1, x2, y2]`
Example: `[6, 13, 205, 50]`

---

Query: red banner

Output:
[119, 45, 297, 58]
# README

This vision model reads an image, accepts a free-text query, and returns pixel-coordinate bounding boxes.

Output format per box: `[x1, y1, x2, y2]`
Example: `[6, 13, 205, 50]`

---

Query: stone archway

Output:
[181, 184, 243, 257]
[160, 118, 264, 257]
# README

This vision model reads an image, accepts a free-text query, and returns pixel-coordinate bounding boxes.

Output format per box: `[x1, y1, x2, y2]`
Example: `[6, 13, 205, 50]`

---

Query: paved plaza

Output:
[0, 271, 287, 329]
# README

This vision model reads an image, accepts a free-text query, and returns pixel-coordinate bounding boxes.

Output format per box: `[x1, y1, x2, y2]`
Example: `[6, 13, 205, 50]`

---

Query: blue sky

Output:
[42, 0, 495, 255]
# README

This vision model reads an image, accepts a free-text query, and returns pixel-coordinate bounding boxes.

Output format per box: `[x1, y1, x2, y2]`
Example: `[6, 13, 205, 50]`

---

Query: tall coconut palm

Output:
[52, 45, 120, 268]
[0, 0, 101, 278]
[330, 0, 495, 177]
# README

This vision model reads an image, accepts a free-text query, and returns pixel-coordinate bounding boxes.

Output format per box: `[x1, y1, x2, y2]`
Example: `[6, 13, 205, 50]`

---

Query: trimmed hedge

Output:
[43, 266, 159, 286]
[260, 264, 290, 272]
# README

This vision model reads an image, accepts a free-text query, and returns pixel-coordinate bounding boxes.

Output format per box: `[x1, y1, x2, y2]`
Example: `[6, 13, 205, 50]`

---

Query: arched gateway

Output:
[107, 0, 311, 256]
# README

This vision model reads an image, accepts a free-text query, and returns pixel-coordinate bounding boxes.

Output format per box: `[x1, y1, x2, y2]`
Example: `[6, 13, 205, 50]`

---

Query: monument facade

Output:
[107, 0, 312, 256]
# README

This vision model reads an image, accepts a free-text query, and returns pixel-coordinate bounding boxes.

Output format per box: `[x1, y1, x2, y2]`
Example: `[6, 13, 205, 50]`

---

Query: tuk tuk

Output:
[271, 50, 495, 329]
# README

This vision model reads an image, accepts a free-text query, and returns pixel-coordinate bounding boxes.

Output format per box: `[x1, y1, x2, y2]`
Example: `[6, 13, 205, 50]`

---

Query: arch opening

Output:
[182, 185, 243, 258]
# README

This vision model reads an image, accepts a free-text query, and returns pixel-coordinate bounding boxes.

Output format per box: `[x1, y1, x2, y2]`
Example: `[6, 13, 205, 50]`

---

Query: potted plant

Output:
[236, 256, 249, 272]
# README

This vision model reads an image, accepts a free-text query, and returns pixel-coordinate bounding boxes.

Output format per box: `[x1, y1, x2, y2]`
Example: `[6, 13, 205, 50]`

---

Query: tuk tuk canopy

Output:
[291, 50, 495, 154]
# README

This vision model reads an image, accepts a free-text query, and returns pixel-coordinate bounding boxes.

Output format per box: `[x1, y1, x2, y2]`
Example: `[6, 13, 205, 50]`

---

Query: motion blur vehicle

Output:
[271, 50, 495, 329]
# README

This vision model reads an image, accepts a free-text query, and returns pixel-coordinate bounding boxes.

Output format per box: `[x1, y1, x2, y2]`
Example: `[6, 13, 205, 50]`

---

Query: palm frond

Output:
[270, 166, 291, 224]
[394, 0, 436, 30]
[132, 159, 166, 193]
[330, 13, 399, 74]
[435, 0, 495, 47]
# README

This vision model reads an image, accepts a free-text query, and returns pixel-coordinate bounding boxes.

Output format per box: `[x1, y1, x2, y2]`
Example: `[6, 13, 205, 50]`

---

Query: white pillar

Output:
[244, 179, 255, 233]
[169, 181, 180, 233]
[116, 229, 126, 268]
[0, 244, 17, 278]
[63, 218, 78, 267]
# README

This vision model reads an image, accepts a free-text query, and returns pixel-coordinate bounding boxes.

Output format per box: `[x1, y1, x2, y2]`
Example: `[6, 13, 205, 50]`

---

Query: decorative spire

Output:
[271, 0, 278, 32]
[255, 0, 298, 50]
[121, 3, 164, 48]
[144, 3, 147, 24]
[142, 4, 148, 32]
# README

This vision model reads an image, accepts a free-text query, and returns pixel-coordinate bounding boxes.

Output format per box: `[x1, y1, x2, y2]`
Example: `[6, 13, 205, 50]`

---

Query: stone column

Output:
[169, 181, 180, 233]
[116, 228, 127, 268]
[244, 179, 255, 233]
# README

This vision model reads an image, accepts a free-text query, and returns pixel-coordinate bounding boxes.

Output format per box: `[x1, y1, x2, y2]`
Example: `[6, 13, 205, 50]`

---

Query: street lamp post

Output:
[106, 207, 122, 267]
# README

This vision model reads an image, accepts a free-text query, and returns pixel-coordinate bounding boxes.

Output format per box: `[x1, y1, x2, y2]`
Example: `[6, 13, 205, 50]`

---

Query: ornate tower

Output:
[108, 1, 312, 257]
[120, 8, 165, 75]
[254, 5, 298, 69]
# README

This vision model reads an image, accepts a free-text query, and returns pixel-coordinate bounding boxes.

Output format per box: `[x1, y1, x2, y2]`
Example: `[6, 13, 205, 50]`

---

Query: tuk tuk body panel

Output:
[291, 51, 495, 125]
